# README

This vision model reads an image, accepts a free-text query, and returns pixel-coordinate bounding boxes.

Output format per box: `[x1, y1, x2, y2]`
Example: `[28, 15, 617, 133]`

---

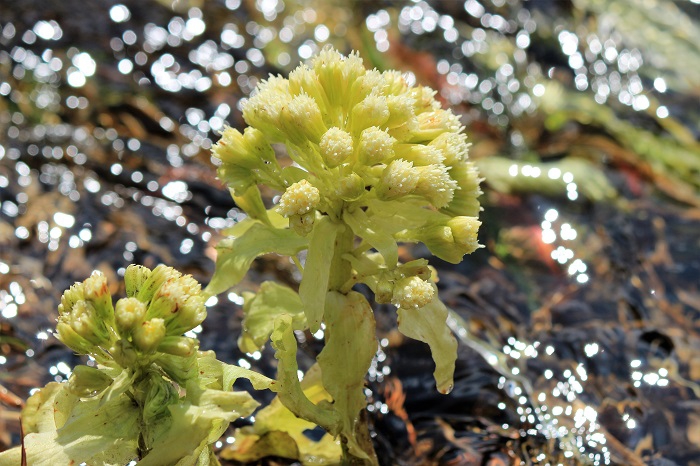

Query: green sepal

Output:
[239, 281, 307, 353]
[205, 221, 308, 296]
[397, 290, 457, 394]
[317, 291, 378, 460]
[299, 216, 341, 332]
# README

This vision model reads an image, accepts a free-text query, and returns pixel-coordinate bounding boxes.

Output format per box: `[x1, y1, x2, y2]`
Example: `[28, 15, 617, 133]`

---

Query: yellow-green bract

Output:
[208, 47, 483, 464]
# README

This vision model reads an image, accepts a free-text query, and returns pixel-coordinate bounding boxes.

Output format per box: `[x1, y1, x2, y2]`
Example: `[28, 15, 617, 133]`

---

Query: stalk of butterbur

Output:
[208, 47, 483, 464]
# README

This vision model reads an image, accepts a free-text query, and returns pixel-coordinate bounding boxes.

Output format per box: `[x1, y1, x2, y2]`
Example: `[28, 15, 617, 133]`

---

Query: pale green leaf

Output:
[343, 208, 398, 268]
[270, 315, 338, 431]
[240, 281, 307, 352]
[14, 382, 140, 466]
[205, 222, 308, 296]
[299, 216, 341, 332]
[397, 291, 457, 394]
[317, 291, 378, 460]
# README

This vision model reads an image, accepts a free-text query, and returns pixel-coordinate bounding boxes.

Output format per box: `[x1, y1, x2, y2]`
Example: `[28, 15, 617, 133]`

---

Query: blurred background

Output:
[1, 0, 700, 464]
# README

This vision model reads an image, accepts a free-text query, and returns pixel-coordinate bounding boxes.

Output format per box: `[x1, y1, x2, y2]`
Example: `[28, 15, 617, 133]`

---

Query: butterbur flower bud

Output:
[125, 264, 151, 299]
[242, 76, 292, 142]
[351, 94, 389, 133]
[133, 318, 166, 353]
[280, 93, 327, 144]
[393, 144, 445, 166]
[165, 294, 206, 335]
[414, 164, 459, 209]
[58, 282, 85, 317]
[158, 336, 197, 357]
[391, 277, 434, 309]
[56, 321, 94, 355]
[411, 110, 462, 142]
[68, 365, 113, 397]
[447, 216, 481, 254]
[83, 272, 114, 323]
[288, 65, 328, 113]
[441, 161, 482, 217]
[68, 300, 111, 345]
[312, 48, 365, 108]
[277, 180, 320, 218]
[377, 159, 419, 200]
[429, 132, 470, 166]
[386, 95, 416, 128]
[137, 265, 181, 303]
[142, 374, 179, 425]
[289, 212, 316, 236]
[359, 127, 395, 165]
[320, 127, 353, 167]
[373, 279, 394, 304]
[115, 297, 147, 333]
[336, 173, 365, 201]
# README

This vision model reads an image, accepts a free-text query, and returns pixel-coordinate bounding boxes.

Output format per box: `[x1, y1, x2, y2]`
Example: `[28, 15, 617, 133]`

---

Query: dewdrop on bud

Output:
[277, 180, 320, 218]
[377, 159, 419, 200]
[320, 127, 353, 167]
[115, 297, 147, 333]
[133, 318, 166, 353]
[359, 127, 395, 165]
[391, 277, 434, 309]
[414, 164, 459, 209]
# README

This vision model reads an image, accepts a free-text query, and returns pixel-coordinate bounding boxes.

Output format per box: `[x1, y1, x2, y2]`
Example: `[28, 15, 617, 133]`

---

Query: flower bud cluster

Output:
[212, 47, 483, 309]
[57, 265, 205, 382]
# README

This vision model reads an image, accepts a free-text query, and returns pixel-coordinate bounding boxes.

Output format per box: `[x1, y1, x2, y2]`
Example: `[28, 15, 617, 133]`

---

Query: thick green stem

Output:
[328, 222, 355, 292]
[328, 221, 378, 466]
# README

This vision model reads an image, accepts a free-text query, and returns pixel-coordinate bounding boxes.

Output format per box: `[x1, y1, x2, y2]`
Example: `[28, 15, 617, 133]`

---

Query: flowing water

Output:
[1, 1, 699, 464]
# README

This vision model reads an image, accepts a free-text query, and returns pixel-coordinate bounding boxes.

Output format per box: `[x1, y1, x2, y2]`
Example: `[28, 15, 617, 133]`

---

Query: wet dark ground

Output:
[2, 1, 700, 465]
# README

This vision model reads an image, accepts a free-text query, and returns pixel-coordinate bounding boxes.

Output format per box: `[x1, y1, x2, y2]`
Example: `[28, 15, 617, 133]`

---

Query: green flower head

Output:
[212, 46, 482, 263]
[56, 265, 206, 381]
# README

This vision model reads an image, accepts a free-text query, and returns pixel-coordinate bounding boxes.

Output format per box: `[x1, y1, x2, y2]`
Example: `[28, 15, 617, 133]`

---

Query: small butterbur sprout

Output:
[277, 179, 321, 217]
[320, 127, 354, 167]
[359, 126, 395, 165]
[392, 276, 435, 309]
